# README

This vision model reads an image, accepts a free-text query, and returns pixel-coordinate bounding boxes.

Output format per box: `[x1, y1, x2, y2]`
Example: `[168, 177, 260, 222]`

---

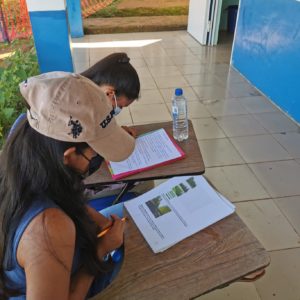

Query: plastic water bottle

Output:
[172, 88, 188, 141]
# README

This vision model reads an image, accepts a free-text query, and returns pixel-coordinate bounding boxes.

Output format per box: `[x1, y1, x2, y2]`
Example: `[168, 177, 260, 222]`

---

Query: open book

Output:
[107, 128, 185, 180]
[124, 176, 235, 253]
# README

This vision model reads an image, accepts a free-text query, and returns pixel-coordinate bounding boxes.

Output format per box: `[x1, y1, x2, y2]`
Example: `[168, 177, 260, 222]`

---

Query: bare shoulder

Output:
[17, 209, 81, 298]
[17, 207, 76, 268]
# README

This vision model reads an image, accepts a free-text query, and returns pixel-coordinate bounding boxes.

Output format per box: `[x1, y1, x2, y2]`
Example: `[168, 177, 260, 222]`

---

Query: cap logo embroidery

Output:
[100, 109, 115, 129]
[68, 116, 83, 139]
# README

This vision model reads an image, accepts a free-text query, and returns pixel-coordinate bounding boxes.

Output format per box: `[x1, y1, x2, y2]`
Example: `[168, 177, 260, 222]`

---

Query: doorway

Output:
[187, 0, 239, 46]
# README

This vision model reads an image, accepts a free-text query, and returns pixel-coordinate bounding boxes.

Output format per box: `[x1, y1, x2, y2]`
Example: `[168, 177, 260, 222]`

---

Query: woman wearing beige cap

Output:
[81, 52, 140, 137]
[0, 72, 135, 299]
[81, 53, 154, 199]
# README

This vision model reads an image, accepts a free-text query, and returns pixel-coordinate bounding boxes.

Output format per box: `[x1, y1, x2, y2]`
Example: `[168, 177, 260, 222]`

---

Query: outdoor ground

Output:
[116, 0, 188, 9]
[0, 0, 189, 60]
[84, 0, 189, 34]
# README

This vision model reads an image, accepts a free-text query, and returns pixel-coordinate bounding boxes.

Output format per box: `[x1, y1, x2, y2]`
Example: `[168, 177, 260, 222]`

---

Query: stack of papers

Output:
[124, 176, 235, 253]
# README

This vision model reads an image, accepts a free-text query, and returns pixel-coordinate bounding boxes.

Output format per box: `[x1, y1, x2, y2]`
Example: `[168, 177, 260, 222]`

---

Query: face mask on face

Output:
[79, 152, 104, 179]
[113, 93, 122, 116]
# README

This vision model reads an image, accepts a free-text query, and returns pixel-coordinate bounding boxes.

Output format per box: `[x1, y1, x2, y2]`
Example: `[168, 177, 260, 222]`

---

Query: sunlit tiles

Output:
[72, 39, 162, 49]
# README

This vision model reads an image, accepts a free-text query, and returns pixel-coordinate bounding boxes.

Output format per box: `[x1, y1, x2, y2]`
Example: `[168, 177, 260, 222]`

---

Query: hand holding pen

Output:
[97, 217, 127, 238]
[97, 214, 126, 257]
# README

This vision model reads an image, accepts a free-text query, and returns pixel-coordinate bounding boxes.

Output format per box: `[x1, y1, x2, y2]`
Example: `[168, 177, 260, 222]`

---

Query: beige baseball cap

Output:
[19, 71, 135, 162]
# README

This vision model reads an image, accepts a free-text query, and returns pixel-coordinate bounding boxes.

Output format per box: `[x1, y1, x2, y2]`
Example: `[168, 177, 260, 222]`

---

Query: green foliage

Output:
[0, 39, 39, 145]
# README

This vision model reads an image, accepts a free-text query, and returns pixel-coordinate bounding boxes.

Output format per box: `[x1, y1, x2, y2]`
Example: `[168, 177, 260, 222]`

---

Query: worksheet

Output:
[107, 128, 185, 179]
[124, 176, 235, 253]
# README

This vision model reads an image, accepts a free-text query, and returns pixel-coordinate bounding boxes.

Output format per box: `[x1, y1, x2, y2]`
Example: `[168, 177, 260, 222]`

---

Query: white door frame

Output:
[187, 0, 223, 46]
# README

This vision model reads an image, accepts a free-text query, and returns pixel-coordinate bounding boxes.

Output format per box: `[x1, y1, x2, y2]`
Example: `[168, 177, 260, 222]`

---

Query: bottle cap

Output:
[175, 88, 183, 96]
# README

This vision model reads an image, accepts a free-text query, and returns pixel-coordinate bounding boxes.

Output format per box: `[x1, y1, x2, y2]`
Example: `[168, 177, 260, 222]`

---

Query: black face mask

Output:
[87, 154, 104, 175]
[79, 152, 104, 179]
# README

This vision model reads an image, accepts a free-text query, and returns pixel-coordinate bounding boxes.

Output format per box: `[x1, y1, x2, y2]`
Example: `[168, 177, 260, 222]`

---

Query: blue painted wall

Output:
[29, 10, 74, 73]
[66, 0, 84, 38]
[232, 0, 300, 123]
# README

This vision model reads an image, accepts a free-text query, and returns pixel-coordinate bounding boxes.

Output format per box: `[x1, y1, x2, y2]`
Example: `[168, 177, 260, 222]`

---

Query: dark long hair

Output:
[81, 52, 140, 101]
[0, 118, 108, 298]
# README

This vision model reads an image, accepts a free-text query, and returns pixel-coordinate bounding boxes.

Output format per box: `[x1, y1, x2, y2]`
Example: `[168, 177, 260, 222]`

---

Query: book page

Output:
[108, 129, 183, 176]
[124, 176, 235, 253]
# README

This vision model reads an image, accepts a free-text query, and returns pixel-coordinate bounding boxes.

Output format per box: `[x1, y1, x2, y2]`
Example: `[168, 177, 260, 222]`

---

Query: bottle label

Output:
[172, 106, 178, 117]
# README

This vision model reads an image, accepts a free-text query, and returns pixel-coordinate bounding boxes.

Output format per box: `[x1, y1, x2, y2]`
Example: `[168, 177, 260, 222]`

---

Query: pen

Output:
[97, 217, 127, 238]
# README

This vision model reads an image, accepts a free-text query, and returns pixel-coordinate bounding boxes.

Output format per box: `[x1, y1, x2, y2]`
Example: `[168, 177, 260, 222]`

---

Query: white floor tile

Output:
[236, 200, 300, 250]
[272, 132, 300, 158]
[130, 103, 171, 124]
[193, 84, 230, 101]
[239, 96, 279, 114]
[165, 102, 211, 119]
[160, 87, 199, 102]
[141, 47, 167, 58]
[216, 115, 267, 137]
[154, 75, 189, 89]
[227, 82, 261, 98]
[249, 160, 300, 197]
[252, 112, 299, 133]
[275, 196, 300, 235]
[138, 89, 164, 105]
[209, 63, 230, 75]
[205, 165, 269, 202]
[89, 49, 121, 65]
[192, 118, 226, 140]
[196, 282, 261, 300]
[135, 66, 152, 78]
[184, 73, 222, 86]
[230, 135, 292, 163]
[139, 76, 157, 90]
[171, 54, 202, 66]
[179, 35, 203, 48]
[118, 47, 143, 58]
[149, 65, 181, 78]
[164, 47, 193, 56]
[218, 70, 247, 84]
[130, 57, 147, 68]
[189, 46, 211, 55]
[145, 56, 174, 67]
[255, 248, 300, 300]
[204, 99, 249, 117]
[187, 102, 211, 119]
[198, 138, 244, 167]
[160, 40, 187, 49]
[177, 63, 208, 75]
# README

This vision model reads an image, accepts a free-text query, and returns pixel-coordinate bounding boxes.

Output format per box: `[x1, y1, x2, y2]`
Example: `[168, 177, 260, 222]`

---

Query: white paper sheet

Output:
[124, 176, 235, 253]
[109, 128, 183, 176]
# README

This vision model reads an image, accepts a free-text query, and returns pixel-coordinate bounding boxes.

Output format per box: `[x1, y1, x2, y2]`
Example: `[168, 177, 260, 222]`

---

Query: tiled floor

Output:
[72, 31, 300, 300]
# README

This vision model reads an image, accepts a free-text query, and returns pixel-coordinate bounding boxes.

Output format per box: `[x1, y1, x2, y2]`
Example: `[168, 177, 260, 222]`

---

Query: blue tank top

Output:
[3, 196, 119, 299]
